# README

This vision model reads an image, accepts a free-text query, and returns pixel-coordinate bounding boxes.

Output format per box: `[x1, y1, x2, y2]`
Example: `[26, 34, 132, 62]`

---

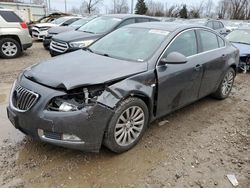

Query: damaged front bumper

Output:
[7, 76, 114, 152]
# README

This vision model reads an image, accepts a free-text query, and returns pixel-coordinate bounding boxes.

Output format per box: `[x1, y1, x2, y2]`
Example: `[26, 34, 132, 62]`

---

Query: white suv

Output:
[0, 9, 32, 58]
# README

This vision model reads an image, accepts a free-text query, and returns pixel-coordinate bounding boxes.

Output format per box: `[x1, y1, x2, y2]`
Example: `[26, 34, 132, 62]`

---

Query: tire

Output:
[0, 38, 22, 58]
[212, 68, 236, 99]
[104, 97, 149, 153]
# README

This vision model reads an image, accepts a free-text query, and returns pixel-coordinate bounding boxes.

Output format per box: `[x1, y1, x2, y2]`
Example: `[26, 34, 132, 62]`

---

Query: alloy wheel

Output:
[1, 42, 18, 57]
[221, 70, 234, 96]
[114, 106, 145, 146]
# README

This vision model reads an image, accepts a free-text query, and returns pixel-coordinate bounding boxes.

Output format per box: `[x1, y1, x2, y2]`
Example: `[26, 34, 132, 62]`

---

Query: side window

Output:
[213, 21, 221, 30]
[164, 30, 197, 57]
[136, 18, 149, 23]
[218, 36, 225, 47]
[117, 18, 135, 28]
[199, 30, 219, 52]
[206, 21, 213, 29]
[0, 11, 22, 22]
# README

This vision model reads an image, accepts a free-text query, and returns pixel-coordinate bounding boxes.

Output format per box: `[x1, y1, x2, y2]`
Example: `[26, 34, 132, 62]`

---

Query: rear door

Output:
[197, 29, 227, 98]
[156, 29, 204, 117]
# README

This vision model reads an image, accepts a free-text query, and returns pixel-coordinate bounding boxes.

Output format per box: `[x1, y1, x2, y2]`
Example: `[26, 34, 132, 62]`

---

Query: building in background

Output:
[0, 2, 46, 22]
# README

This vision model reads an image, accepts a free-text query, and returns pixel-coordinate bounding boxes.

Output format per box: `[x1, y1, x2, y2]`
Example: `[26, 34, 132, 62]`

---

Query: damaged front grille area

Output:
[12, 85, 39, 111]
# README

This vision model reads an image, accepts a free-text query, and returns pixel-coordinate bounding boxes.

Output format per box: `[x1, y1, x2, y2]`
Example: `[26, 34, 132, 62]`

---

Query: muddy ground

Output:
[0, 42, 249, 188]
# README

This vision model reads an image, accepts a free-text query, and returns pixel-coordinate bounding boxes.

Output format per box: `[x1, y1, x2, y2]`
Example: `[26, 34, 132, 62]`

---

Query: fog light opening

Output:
[62, 133, 81, 142]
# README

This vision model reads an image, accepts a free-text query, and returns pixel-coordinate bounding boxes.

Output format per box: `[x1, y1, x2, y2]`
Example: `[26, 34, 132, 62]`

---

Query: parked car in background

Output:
[43, 17, 94, 50]
[32, 16, 81, 40]
[28, 12, 71, 35]
[49, 14, 160, 56]
[226, 27, 250, 73]
[185, 19, 228, 36]
[7, 22, 239, 153]
[0, 9, 32, 58]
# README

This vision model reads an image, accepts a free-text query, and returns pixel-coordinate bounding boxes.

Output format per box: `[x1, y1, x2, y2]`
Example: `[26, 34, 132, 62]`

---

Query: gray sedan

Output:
[7, 22, 239, 153]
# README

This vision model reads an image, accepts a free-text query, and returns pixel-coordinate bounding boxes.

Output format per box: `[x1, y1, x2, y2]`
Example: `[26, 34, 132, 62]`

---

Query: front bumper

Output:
[7, 76, 114, 152]
[43, 37, 52, 50]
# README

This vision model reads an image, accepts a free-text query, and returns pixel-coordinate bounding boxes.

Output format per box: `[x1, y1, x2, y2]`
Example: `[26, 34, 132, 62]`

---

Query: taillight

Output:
[20, 22, 28, 29]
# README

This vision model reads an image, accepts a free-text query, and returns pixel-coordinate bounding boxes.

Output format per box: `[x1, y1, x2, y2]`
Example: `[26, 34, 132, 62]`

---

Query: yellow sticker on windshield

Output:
[149, 30, 169, 36]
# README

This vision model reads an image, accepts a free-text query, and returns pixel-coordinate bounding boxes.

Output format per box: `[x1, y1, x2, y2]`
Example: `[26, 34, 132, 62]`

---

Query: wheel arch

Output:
[0, 35, 22, 50]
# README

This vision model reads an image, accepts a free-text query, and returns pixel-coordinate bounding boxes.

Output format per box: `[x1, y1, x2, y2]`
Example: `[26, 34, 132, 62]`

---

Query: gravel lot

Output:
[0, 42, 249, 188]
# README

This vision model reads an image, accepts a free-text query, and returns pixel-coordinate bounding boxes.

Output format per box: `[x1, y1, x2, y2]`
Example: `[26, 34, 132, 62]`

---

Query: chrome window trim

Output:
[156, 28, 227, 67]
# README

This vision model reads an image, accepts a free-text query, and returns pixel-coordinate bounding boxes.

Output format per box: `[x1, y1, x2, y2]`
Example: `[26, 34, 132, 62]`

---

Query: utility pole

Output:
[131, 0, 134, 14]
[64, 0, 67, 13]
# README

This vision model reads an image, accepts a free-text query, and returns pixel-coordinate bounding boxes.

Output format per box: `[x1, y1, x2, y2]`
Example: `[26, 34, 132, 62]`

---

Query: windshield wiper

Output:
[232, 41, 250, 45]
[82, 30, 95, 34]
[85, 48, 93, 53]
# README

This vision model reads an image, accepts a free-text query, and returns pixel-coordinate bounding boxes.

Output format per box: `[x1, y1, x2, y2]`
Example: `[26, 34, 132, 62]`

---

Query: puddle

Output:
[0, 83, 24, 144]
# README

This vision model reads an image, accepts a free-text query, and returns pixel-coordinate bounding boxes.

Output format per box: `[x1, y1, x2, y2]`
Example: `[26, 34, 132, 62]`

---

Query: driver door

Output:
[156, 29, 203, 117]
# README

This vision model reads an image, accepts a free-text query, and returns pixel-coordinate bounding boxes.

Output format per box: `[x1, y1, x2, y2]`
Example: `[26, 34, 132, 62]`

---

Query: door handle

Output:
[222, 54, 226, 60]
[194, 64, 202, 71]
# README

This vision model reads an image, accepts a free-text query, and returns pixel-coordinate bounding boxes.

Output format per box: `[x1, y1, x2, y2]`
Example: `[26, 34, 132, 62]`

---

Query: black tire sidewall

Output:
[0, 38, 22, 58]
[104, 97, 149, 153]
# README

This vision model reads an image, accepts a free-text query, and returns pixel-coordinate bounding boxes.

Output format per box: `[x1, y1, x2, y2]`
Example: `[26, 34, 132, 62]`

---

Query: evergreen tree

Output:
[135, 0, 148, 15]
[179, 4, 188, 18]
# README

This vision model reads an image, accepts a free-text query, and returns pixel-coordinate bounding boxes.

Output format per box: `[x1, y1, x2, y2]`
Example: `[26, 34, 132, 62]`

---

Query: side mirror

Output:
[159, 52, 188, 65]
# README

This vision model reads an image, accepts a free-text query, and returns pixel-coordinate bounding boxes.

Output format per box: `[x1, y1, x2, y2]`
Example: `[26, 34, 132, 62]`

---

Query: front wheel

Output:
[212, 68, 236, 99]
[104, 97, 149, 153]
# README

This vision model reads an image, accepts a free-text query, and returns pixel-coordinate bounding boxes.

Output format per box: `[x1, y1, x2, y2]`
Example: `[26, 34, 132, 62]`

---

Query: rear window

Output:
[0, 11, 22, 22]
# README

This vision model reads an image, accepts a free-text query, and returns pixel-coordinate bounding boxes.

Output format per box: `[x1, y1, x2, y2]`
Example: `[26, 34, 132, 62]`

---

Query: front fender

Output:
[97, 70, 156, 117]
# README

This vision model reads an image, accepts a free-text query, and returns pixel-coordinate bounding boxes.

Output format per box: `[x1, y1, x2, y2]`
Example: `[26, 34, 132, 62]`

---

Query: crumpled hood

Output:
[24, 50, 148, 90]
[34, 23, 57, 28]
[53, 30, 102, 42]
[48, 26, 74, 34]
[232, 42, 250, 56]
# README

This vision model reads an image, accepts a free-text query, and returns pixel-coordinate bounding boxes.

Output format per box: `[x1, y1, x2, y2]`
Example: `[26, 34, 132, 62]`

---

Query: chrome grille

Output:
[50, 40, 68, 53]
[12, 85, 39, 111]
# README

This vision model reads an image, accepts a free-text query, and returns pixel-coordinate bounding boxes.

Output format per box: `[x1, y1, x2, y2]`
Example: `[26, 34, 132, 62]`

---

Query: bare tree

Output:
[204, 0, 214, 17]
[146, 0, 164, 16]
[189, 1, 204, 18]
[81, 0, 103, 14]
[111, 0, 129, 13]
[217, 0, 230, 18]
[230, 0, 248, 19]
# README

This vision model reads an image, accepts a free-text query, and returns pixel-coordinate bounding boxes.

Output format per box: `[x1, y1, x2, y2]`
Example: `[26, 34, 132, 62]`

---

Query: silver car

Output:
[0, 9, 32, 58]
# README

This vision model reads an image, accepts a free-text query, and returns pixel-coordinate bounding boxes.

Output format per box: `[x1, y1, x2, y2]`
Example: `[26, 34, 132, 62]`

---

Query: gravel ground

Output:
[0, 42, 249, 188]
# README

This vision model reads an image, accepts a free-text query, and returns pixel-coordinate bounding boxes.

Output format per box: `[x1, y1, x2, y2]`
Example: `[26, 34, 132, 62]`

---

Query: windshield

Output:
[69, 18, 88, 29]
[226, 29, 250, 44]
[78, 16, 122, 34]
[89, 27, 170, 62]
[51, 17, 67, 25]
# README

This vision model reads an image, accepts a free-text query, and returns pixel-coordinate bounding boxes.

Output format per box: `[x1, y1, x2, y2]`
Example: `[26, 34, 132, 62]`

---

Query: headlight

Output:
[69, 40, 94, 48]
[48, 86, 104, 112]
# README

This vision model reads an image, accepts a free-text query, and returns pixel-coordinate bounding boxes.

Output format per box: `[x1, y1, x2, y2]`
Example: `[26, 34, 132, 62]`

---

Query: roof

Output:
[103, 14, 159, 20]
[126, 22, 209, 32]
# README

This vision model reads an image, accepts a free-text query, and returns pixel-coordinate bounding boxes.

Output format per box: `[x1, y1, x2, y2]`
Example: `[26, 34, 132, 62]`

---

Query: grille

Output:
[12, 85, 39, 111]
[50, 40, 69, 53]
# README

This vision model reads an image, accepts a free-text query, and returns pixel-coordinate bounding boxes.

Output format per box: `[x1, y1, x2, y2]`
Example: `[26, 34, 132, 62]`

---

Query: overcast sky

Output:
[26, 0, 220, 13]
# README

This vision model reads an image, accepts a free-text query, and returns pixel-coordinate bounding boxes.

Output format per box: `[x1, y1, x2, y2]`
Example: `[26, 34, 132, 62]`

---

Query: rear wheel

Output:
[0, 38, 22, 58]
[104, 97, 149, 153]
[212, 68, 235, 99]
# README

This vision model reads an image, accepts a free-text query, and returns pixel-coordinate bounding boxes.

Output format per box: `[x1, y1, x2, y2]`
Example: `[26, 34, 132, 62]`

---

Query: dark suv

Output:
[49, 14, 159, 56]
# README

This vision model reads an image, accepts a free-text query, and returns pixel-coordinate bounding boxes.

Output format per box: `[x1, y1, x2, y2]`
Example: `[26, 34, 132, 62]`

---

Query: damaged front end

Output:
[239, 55, 250, 73]
[47, 85, 106, 112]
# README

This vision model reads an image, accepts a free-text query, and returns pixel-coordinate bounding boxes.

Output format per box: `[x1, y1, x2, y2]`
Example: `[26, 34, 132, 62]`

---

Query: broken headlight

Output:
[48, 86, 104, 112]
